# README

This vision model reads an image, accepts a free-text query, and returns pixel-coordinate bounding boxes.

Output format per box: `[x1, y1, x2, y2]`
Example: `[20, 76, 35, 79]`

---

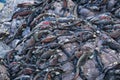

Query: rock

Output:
[0, 41, 11, 58]
[0, 65, 10, 80]
[0, 2, 4, 10]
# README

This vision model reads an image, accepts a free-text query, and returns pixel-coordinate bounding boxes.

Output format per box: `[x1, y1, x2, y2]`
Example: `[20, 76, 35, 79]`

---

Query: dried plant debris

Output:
[0, 0, 120, 80]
